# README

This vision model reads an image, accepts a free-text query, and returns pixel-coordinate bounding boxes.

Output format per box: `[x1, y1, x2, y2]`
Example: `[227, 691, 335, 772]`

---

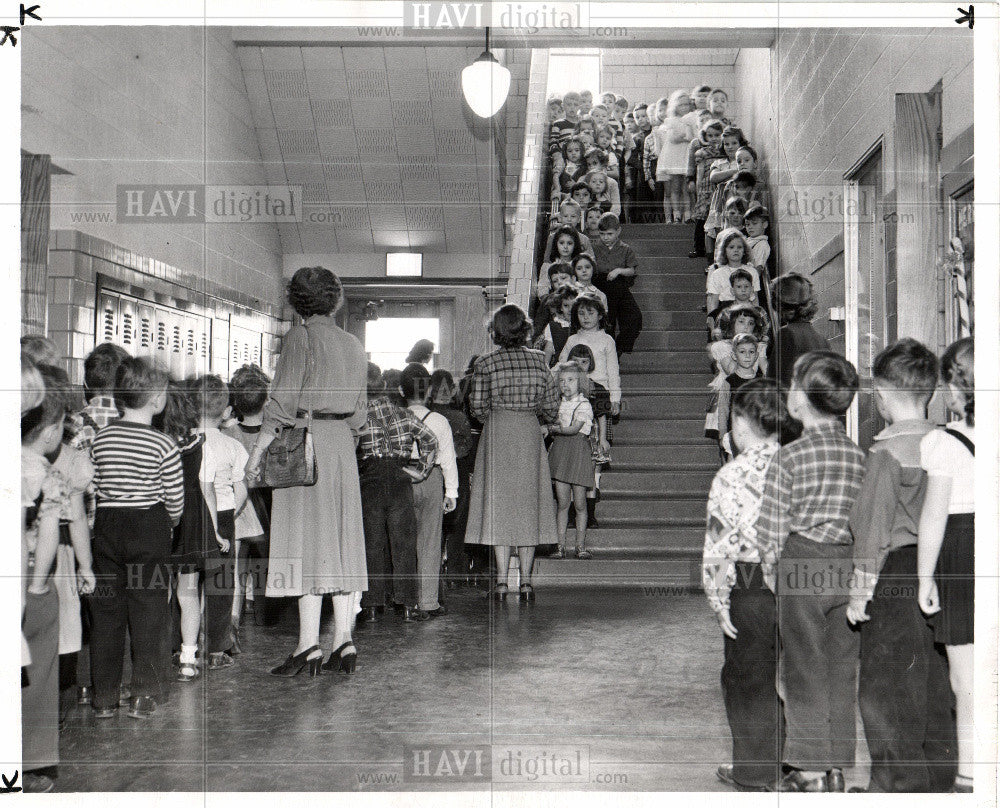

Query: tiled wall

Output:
[47, 229, 283, 386]
[22, 26, 284, 311]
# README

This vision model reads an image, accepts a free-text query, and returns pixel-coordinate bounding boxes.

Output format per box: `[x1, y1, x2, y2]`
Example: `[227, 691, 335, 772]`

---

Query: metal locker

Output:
[118, 296, 138, 356]
[96, 291, 119, 345]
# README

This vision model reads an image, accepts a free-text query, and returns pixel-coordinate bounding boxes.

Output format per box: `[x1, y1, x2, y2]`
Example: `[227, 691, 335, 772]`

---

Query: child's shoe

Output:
[575, 548, 593, 560]
[209, 652, 235, 670]
[550, 545, 565, 559]
[118, 684, 131, 706]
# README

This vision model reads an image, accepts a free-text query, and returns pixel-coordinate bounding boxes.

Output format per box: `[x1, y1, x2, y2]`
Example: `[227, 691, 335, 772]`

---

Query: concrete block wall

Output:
[599, 48, 739, 121]
[736, 29, 972, 276]
[22, 26, 284, 312]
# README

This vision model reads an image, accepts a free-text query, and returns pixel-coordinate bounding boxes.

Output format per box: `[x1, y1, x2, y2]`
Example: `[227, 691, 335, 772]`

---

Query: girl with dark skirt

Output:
[918, 336, 975, 793]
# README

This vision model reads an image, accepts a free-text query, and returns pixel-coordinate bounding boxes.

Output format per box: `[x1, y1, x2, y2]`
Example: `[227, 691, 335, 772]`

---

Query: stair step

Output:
[532, 556, 700, 588]
[561, 527, 705, 552]
[622, 393, 711, 419]
[620, 373, 713, 394]
[620, 351, 710, 372]
[631, 256, 707, 273]
[642, 311, 706, 330]
[629, 330, 707, 350]
[620, 223, 692, 237]
[608, 444, 720, 464]
[601, 469, 717, 494]
[614, 419, 707, 442]
[632, 291, 707, 312]
[600, 498, 706, 521]
[632, 274, 704, 293]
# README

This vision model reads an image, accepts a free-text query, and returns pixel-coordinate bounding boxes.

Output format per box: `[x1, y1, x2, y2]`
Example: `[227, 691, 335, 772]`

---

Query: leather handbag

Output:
[263, 324, 318, 489]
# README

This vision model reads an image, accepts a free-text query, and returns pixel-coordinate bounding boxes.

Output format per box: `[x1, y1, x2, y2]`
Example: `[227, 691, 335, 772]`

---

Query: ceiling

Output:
[237, 45, 513, 255]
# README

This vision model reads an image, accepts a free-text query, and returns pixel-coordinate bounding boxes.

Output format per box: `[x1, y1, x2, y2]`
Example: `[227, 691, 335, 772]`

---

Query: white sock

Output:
[180, 644, 198, 665]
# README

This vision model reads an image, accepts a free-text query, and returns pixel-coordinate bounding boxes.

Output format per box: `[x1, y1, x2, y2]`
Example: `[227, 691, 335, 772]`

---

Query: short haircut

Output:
[559, 198, 582, 215]
[573, 253, 596, 274]
[490, 304, 531, 349]
[590, 104, 609, 115]
[744, 204, 770, 224]
[157, 380, 199, 440]
[700, 119, 725, 138]
[614, 95, 629, 108]
[730, 268, 754, 287]
[575, 115, 596, 131]
[732, 169, 757, 188]
[584, 205, 603, 220]
[940, 336, 974, 425]
[381, 369, 404, 405]
[114, 356, 169, 410]
[623, 112, 635, 123]
[733, 332, 759, 350]
[192, 374, 231, 420]
[570, 181, 592, 197]
[367, 362, 385, 395]
[21, 334, 58, 366]
[399, 362, 431, 401]
[229, 363, 271, 419]
[711, 88, 729, 100]
[597, 125, 615, 138]
[771, 273, 818, 324]
[737, 144, 758, 162]
[566, 343, 596, 372]
[792, 351, 859, 416]
[428, 369, 456, 403]
[597, 212, 620, 231]
[548, 262, 573, 281]
[562, 91, 581, 104]
[584, 146, 605, 161]
[554, 361, 591, 397]
[720, 303, 765, 340]
[871, 338, 939, 407]
[632, 102, 648, 113]
[84, 342, 130, 397]
[287, 266, 343, 318]
[553, 285, 580, 308]
[561, 136, 584, 160]
[723, 196, 749, 216]
[692, 84, 713, 95]
[721, 126, 745, 145]
[23, 363, 72, 443]
[570, 294, 608, 331]
[731, 377, 801, 444]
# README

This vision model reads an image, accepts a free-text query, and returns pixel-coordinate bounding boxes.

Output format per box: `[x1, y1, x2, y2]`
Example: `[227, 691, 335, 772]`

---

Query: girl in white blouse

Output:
[558, 296, 621, 416]
[917, 337, 975, 793]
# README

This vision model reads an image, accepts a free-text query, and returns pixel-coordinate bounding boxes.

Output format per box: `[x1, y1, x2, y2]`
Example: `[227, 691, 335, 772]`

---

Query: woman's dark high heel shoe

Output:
[270, 645, 323, 677]
[519, 583, 535, 602]
[492, 583, 508, 602]
[322, 641, 358, 675]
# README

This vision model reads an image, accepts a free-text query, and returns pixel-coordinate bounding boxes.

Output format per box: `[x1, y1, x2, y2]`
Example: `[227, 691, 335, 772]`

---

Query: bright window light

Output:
[546, 48, 600, 99]
[386, 252, 422, 277]
[365, 317, 440, 372]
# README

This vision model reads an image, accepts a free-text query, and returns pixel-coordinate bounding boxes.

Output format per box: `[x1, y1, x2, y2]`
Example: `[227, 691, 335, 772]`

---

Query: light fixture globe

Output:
[461, 44, 511, 118]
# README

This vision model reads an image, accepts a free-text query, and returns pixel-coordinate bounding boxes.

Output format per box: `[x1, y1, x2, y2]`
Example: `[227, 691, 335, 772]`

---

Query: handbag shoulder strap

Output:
[419, 410, 432, 423]
[942, 427, 975, 456]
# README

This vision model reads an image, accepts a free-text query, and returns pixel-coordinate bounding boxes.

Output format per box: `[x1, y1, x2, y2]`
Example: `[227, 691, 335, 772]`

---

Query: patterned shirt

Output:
[692, 143, 723, 216]
[469, 347, 560, 423]
[69, 396, 120, 451]
[548, 117, 579, 156]
[358, 395, 438, 477]
[756, 421, 865, 562]
[91, 421, 185, 522]
[703, 440, 781, 612]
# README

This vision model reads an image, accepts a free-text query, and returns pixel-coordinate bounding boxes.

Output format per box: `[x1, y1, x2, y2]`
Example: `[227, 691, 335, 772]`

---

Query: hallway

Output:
[56, 587, 870, 791]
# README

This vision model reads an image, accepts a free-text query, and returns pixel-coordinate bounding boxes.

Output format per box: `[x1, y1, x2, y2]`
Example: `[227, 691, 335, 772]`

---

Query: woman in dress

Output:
[245, 267, 368, 677]
[766, 273, 827, 388]
[464, 305, 560, 602]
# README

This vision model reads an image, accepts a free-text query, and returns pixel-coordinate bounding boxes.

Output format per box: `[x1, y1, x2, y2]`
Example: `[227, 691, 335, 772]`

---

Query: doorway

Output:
[365, 316, 441, 373]
[844, 143, 887, 449]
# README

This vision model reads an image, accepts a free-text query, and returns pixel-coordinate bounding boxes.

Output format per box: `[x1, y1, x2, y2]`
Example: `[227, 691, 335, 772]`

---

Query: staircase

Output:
[534, 222, 715, 588]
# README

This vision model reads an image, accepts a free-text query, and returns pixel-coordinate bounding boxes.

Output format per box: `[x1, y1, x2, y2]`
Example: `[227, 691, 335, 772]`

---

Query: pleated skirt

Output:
[464, 409, 558, 547]
[267, 419, 367, 597]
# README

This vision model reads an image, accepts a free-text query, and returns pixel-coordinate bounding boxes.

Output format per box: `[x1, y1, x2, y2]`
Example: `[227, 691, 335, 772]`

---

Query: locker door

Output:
[136, 303, 156, 359]
[95, 291, 119, 346]
[152, 304, 172, 372]
[168, 310, 186, 379]
[119, 297, 138, 356]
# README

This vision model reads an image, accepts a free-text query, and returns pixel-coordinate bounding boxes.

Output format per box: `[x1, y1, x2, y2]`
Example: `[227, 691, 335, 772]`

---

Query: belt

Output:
[296, 410, 352, 420]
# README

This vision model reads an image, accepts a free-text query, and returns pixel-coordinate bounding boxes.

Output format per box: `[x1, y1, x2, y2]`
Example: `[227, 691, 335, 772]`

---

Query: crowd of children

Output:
[18, 333, 497, 790]
[703, 337, 975, 793]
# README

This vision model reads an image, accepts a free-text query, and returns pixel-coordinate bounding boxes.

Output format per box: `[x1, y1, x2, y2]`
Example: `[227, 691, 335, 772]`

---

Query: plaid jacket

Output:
[468, 347, 559, 424]
[756, 421, 865, 562]
[358, 395, 438, 477]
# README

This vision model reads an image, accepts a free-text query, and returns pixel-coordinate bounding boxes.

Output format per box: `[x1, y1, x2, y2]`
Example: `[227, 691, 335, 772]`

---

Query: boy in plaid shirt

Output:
[357, 364, 438, 624]
[756, 351, 865, 793]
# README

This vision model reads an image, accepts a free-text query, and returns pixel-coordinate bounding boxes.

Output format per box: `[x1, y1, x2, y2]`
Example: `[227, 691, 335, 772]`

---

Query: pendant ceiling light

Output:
[461, 27, 511, 118]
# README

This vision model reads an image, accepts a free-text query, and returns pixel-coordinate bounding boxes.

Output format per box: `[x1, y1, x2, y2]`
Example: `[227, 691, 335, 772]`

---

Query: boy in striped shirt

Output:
[89, 357, 183, 720]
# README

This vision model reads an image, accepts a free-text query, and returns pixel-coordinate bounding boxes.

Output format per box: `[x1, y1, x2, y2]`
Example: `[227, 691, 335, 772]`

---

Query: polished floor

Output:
[56, 586, 870, 791]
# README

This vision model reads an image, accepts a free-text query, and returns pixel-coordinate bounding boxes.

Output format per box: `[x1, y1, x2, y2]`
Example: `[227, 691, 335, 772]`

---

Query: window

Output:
[365, 317, 440, 373]
[546, 48, 600, 99]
